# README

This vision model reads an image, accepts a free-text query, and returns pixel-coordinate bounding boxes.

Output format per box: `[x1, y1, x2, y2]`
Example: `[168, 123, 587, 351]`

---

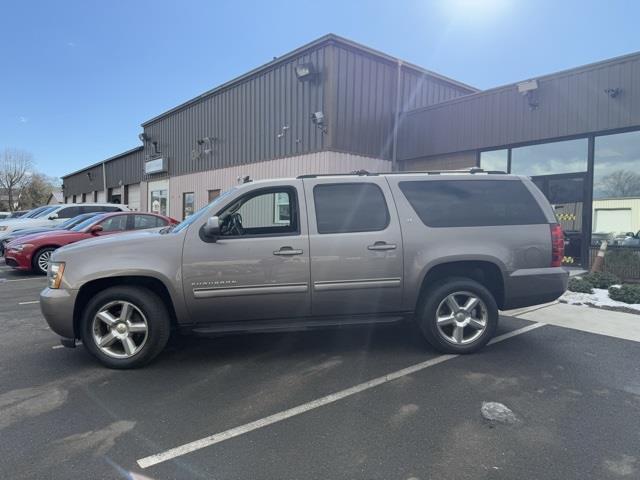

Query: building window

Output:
[592, 130, 640, 242]
[208, 189, 221, 203]
[273, 192, 290, 224]
[479, 149, 508, 172]
[72, 195, 77, 203]
[94, 191, 98, 202]
[511, 138, 588, 176]
[183, 192, 195, 219]
[81, 193, 86, 203]
[150, 189, 168, 216]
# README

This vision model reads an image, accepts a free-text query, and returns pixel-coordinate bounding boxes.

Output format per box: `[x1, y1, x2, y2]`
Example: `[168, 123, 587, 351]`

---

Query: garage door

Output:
[594, 208, 632, 234]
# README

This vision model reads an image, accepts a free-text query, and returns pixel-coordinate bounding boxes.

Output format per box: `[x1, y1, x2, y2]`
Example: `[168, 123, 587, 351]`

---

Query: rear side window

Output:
[313, 183, 389, 234]
[399, 180, 547, 227]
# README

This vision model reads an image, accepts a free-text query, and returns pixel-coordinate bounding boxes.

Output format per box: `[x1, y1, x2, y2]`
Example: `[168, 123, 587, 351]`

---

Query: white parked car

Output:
[0, 212, 10, 220]
[0, 204, 129, 242]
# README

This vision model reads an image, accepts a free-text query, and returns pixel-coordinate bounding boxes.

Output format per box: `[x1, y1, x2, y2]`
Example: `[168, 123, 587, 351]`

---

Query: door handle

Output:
[367, 241, 397, 251]
[273, 247, 304, 256]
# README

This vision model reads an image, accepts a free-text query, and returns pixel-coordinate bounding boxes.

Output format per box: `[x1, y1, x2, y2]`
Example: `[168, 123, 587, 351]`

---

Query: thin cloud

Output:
[67, 41, 76, 47]
[18, 116, 28, 123]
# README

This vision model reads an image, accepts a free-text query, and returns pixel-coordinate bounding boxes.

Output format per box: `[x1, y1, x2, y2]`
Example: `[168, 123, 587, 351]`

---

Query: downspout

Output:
[391, 59, 403, 172]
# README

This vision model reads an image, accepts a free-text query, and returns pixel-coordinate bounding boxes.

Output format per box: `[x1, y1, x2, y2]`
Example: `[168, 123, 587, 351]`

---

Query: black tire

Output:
[80, 286, 171, 369]
[33, 247, 56, 275]
[417, 277, 498, 354]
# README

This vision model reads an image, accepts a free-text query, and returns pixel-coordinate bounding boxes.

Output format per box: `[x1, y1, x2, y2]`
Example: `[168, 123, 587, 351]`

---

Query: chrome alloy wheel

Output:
[92, 301, 149, 359]
[37, 250, 52, 273]
[435, 291, 488, 345]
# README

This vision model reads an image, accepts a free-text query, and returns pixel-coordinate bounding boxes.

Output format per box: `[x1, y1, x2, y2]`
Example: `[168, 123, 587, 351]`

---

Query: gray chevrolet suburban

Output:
[40, 170, 568, 368]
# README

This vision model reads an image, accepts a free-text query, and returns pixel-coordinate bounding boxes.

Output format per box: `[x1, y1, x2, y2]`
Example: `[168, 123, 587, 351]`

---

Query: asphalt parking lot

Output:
[1, 264, 639, 480]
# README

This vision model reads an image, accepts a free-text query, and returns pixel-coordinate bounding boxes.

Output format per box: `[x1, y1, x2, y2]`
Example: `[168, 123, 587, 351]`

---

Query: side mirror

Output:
[48, 213, 59, 220]
[89, 224, 103, 235]
[203, 216, 221, 239]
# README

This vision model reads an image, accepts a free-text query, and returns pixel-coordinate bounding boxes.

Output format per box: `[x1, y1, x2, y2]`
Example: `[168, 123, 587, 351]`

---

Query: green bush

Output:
[568, 278, 594, 294]
[582, 272, 620, 289]
[608, 284, 640, 304]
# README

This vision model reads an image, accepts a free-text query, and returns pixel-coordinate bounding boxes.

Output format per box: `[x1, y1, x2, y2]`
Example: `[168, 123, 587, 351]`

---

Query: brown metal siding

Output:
[141, 46, 329, 180]
[398, 53, 640, 160]
[105, 148, 144, 188]
[62, 164, 103, 197]
[329, 44, 472, 160]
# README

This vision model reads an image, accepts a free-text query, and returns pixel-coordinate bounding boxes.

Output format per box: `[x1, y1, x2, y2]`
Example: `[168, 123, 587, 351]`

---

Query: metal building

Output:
[62, 34, 640, 267]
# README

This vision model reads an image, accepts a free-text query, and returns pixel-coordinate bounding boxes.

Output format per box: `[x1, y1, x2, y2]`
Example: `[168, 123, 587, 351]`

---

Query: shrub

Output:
[608, 284, 640, 304]
[568, 278, 594, 294]
[582, 272, 620, 289]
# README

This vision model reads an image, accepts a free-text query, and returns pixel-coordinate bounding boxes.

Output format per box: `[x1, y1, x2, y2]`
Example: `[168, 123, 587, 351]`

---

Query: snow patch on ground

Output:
[560, 287, 640, 313]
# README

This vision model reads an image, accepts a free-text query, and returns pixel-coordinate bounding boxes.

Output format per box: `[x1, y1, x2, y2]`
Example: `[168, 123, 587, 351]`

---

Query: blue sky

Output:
[2, 0, 639, 178]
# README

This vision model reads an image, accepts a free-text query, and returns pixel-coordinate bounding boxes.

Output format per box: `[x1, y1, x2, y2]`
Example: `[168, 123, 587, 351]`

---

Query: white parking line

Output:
[19, 300, 40, 305]
[137, 322, 546, 469]
[0, 277, 45, 283]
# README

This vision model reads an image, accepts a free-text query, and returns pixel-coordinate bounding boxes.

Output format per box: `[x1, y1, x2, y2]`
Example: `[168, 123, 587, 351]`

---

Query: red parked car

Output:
[4, 212, 177, 274]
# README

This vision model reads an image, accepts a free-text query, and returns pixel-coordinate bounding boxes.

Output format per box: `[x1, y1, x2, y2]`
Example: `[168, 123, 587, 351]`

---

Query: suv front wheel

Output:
[418, 277, 498, 354]
[80, 286, 171, 369]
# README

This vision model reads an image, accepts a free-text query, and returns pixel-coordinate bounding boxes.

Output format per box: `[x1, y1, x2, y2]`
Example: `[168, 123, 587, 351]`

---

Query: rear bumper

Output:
[40, 287, 78, 339]
[502, 267, 569, 310]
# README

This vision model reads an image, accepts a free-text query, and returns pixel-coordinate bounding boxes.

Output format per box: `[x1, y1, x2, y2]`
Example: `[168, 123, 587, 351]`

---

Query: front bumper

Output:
[503, 266, 569, 310]
[4, 249, 32, 270]
[40, 287, 78, 339]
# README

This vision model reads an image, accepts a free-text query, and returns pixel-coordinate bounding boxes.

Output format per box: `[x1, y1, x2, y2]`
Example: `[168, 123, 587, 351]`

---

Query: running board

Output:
[189, 314, 410, 335]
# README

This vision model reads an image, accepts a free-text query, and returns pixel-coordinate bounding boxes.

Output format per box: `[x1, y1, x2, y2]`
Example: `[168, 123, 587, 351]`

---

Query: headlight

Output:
[48, 262, 65, 289]
[11, 243, 33, 252]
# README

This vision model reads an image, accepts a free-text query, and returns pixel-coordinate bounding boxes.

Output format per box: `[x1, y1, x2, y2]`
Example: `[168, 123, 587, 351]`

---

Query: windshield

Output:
[22, 206, 50, 218]
[33, 206, 58, 218]
[70, 214, 108, 232]
[60, 213, 101, 229]
[171, 188, 237, 233]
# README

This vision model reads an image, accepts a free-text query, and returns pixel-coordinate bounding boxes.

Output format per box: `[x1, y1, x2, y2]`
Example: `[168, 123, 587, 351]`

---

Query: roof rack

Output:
[296, 168, 507, 179]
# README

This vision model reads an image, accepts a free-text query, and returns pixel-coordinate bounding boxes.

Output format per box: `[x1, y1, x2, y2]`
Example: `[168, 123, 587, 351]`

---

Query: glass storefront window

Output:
[479, 149, 508, 172]
[511, 138, 588, 176]
[592, 130, 640, 245]
[183, 192, 195, 220]
[150, 189, 168, 216]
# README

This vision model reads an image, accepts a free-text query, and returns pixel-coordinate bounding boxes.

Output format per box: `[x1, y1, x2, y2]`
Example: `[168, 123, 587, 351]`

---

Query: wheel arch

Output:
[31, 245, 62, 271]
[416, 259, 506, 311]
[73, 276, 178, 339]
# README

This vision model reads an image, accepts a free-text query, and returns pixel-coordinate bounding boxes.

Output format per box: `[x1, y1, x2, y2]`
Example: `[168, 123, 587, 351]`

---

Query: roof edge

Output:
[141, 33, 479, 127]
[62, 146, 143, 179]
[403, 49, 640, 117]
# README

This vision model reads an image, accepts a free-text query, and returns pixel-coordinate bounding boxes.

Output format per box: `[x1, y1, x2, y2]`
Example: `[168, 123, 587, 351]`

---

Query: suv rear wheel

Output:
[417, 277, 498, 354]
[80, 286, 171, 369]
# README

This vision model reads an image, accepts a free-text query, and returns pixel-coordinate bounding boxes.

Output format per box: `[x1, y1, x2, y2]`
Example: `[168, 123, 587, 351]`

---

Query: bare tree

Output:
[0, 148, 34, 211]
[600, 169, 640, 198]
[19, 172, 60, 209]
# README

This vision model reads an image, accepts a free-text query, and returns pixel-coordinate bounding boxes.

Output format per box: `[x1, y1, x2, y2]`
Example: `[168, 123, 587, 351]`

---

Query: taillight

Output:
[550, 223, 564, 267]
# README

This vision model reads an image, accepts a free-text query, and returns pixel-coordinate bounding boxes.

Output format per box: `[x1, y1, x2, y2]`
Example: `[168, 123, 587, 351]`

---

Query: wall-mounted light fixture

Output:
[517, 79, 539, 110]
[295, 63, 317, 82]
[138, 132, 149, 143]
[86, 172, 93, 182]
[311, 111, 327, 134]
[152, 141, 161, 154]
[197, 136, 217, 146]
[276, 125, 290, 139]
[604, 87, 622, 98]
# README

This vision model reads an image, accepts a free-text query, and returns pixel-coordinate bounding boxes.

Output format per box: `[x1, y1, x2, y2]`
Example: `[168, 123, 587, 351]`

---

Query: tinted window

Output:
[399, 180, 547, 227]
[313, 183, 389, 234]
[71, 214, 108, 232]
[57, 206, 83, 218]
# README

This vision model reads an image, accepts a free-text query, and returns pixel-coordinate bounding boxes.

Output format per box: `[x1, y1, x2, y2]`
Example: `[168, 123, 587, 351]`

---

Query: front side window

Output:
[313, 183, 389, 234]
[134, 215, 164, 230]
[218, 188, 298, 237]
[99, 215, 128, 232]
[399, 180, 547, 227]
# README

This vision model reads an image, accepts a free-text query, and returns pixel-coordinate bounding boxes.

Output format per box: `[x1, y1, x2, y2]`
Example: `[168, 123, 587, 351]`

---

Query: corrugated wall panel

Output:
[141, 45, 330, 181]
[63, 164, 103, 197]
[398, 53, 640, 160]
[105, 148, 143, 188]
